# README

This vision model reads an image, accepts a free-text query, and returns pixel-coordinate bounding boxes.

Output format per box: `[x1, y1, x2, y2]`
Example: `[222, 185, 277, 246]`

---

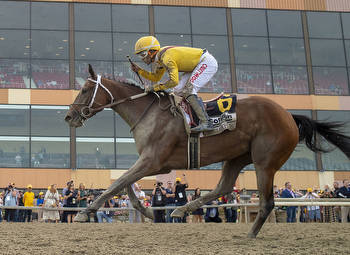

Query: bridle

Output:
[71, 74, 148, 121]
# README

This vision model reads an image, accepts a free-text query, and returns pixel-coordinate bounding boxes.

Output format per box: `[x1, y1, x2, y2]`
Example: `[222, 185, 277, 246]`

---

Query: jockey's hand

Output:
[144, 85, 154, 93]
[130, 63, 141, 73]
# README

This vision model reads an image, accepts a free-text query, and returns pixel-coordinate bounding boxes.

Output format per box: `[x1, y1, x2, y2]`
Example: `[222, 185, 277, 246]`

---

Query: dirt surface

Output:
[0, 223, 349, 255]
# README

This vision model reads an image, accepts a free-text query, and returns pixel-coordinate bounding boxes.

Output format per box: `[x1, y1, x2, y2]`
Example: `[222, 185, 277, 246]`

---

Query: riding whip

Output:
[126, 55, 144, 86]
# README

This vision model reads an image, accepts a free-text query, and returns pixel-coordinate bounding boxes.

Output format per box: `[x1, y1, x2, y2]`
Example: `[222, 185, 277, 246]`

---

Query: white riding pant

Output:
[173, 51, 218, 96]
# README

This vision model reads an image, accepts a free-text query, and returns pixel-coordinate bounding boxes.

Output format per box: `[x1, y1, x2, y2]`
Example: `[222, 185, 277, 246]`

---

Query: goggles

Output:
[137, 50, 148, 59]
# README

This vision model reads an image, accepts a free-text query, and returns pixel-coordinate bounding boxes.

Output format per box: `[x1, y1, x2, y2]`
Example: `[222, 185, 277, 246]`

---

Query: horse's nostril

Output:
[65, 115, 72, 122]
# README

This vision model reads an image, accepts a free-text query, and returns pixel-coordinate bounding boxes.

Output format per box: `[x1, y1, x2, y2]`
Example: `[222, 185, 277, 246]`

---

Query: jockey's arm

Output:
[138, 66, 166, 82]
[152, 57, 179, 92]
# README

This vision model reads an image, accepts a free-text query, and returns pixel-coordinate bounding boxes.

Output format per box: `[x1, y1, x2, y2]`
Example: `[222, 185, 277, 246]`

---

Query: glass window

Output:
[74, 3, 111, 31]
[154, 6, 191, 34]
[0, 138, 29, 168]
[345, 40, 350, 66]
[231, 9, 267, 36]
[31, 31, 69, 59]
[75, 61, 113, 89]
[267, 10, 303, 37]
[236, 65, 273, 94]
[31, 2, 68, 30]
[31, 60, 69, 89]
[0, 1, 29, 29]
[31, 106, 69, 136]
[313, 67, 349, 95]
[317, 111, 350, 170]
[75, 32, 112, 60]
[76, 109, 114, 137]
[272, 66, 309, 94]
[270, 38, 306, 65]
[192, 35, 229, 63]
[76, 138, 115, 169]
[200, 64, 232, 93]
[112, 5, 148, 33]
[0, 30, 30, 58]
[191, 8, 227, 35]
[113, 32, 148, 62]
[307, 12, 342, 39]
[281, 110, 316, 170]
[310, 39, 346, 66]
[116, 138, 138, 169]
[114, 61, 151, 87]
[341, 13, 350, 39]
[0, 59, 29, 89]
[0, 105, 29, 136]
[31, 138, 70, 168]
[234, 37, 270, 65]
[156, 34, 192, 47]
[200, 162, 222, 170]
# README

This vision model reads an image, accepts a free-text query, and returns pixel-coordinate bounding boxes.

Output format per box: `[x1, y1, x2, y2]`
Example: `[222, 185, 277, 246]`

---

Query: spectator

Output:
[4, 187, 17, 222]
[17, 190, 24, 222]
[0, 190, 3, 222]
[23, 184, 35, 222]
[320, 185, 336, 223]
[61, 180, 73, 223]
[96, 199, 114, 223]
[224, 189, 239, 223]
[152, 181, 166, 223]
[204, 199, 222, 223]
[302, 188, 320, 222]
[65, 183, 78, 223]
[43, 184, 60, 223]
[191, 188, 204, 223]
[36, 192, 44, 222]
[338, 179, 350, 223]
[173, 174, 188, 223]
[331, 181, 341, 222]
[281, 182, 297, 223]
[165, 181, 176, 223]
[77, 183, 88, 208]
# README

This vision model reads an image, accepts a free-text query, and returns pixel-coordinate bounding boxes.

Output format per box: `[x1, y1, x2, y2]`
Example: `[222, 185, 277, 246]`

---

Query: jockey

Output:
[131, 36, 218, 133]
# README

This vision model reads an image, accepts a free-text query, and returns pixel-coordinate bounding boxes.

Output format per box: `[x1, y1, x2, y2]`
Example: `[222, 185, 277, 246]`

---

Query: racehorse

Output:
[65, 65, 350, 237]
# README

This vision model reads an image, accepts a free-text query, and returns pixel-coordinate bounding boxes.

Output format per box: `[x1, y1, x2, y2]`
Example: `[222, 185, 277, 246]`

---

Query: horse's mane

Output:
[112, 77, 144, 92]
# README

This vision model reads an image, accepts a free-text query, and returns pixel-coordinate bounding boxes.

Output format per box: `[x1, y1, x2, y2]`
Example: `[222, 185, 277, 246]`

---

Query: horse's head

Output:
[65, 64, 115, 127]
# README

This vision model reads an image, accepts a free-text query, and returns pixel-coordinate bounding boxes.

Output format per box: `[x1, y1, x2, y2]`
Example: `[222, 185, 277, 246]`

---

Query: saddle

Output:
[176, 93, 237, 137]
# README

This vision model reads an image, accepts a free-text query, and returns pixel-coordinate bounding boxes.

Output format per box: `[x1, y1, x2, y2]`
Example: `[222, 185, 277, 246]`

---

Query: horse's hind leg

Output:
[171, 153, 251, 218]
[126, 185, 154, 220]
[247, 165, 276, 238]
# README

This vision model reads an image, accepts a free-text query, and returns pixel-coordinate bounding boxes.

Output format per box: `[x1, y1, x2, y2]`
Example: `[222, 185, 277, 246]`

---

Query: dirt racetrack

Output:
[0, 222, 349, 255]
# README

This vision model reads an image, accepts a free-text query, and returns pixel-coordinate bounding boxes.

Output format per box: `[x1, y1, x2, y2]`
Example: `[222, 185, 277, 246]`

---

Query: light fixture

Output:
[85, 47, 90, 50]
[58, 46, 64, 50]
[81, 54, 86, 57]
[25, 45, 30, 48]
[56, 53, 60, 56]
[0, 37, 5, 40]
[210, 43, 215, 47]
[62, 39, 68, 42]
[242, 44, 248, 48]
[90, 40, 95, 43]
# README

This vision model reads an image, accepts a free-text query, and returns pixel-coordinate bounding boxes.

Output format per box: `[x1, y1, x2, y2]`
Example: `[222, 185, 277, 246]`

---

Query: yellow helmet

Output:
[134, 36, 160, 55]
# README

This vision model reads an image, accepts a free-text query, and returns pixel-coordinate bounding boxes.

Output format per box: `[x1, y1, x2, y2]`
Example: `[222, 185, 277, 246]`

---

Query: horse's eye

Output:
[82, 88, 89, 94]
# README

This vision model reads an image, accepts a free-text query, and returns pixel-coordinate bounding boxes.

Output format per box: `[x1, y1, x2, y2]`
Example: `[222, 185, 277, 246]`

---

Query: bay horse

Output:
[65, 65, 350, 237]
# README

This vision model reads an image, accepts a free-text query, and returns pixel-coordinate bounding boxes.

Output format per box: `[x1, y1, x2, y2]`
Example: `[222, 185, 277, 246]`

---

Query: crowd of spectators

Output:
[1, 178, 350, 224]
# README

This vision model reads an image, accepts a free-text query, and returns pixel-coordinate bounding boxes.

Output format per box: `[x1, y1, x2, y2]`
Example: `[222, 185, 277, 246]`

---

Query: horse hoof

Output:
[247, 232, 257, 239]
[144, 208, 154, 220]
[74, 212, 89, 222]
[171, 208, 184, 218]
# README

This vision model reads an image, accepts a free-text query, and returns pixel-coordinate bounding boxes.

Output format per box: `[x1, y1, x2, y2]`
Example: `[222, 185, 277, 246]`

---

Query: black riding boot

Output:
[186, 94, 214, 133]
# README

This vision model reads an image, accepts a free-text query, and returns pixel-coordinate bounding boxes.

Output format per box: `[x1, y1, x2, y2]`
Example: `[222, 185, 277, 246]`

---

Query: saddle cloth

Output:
[175, 93, 237, 137]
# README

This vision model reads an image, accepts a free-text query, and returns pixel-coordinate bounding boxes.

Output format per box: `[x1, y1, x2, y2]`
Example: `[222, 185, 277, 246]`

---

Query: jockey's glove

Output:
[144, 85, 154, 93]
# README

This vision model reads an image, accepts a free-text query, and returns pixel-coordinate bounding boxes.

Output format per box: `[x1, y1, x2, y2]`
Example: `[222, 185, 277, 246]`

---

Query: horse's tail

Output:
[292, 114, 350, 159]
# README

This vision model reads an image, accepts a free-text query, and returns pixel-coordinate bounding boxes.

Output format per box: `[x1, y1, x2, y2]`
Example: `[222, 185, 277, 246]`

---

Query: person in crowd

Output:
[36, 192, 44, 222]
[23, 184, 35, 222]
[65, 182, 78, 223]
[320, 185, 336, 223]
[302, 188, 321, 222]
[338, 179, 350, 223]
[4, 187, 17, 222]
[96, 199, 114, 223]
[191, 188, 204, 223]
[0, 190, 3, 222]
[61, 180, 73, 223]
[281, 182, 297, 223]
[16, 190, 24, 222]
[43, 184, 60, 223]
[77, 183, 88, 208]
[204, 199, 222, 223]
[165, 181, 176, 223]
[331, 181, 341, 222]
[173, 174, 188, 223]
[134, 183, 146, 223]
[152, 181, 166, 223]
[223, 188, 239, 223]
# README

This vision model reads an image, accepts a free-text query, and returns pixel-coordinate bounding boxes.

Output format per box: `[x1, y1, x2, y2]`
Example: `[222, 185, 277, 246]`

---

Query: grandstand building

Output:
[0, 0, 349, 191]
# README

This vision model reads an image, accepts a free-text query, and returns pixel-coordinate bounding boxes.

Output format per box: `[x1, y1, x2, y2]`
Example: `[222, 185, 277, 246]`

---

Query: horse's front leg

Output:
[74, 155, 156, 222]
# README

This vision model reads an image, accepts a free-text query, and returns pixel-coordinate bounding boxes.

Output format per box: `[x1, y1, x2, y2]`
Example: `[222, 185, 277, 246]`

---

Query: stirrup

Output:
[191, 122, 214, 133]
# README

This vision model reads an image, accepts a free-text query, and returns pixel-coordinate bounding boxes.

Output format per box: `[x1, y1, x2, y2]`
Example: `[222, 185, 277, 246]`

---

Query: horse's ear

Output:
[88, 64, 97, 80]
